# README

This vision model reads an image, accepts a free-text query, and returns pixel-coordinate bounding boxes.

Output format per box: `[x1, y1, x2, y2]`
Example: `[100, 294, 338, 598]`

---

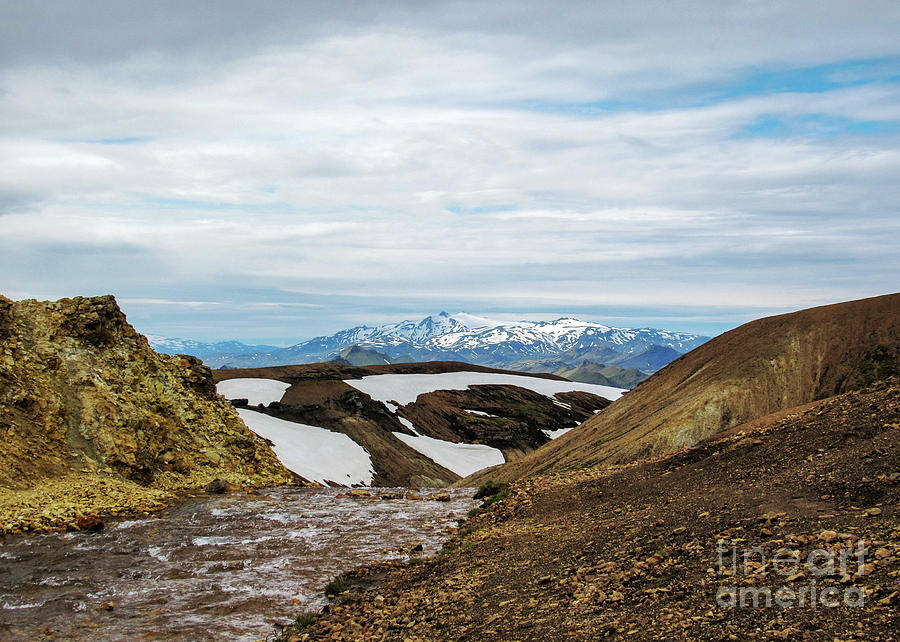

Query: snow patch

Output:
[464, 409, 498, 417]
[237, 409, 374, 486]
[397, 417, 420, 435]
[543, 427, 575, 439]
[391, 432, 504, 477]
[449, 312, 508, 329]
[216, 378, 291, 406]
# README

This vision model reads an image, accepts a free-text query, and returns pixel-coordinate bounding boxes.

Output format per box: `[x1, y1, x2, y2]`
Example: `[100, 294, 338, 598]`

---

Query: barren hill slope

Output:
[464, 292, 900, 485]
[297, 376, 900, 640]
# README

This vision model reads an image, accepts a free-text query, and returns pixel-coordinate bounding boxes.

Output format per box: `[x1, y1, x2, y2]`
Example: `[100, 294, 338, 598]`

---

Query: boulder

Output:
[72, 516, 104, 532]
[205, 478, 241, 494]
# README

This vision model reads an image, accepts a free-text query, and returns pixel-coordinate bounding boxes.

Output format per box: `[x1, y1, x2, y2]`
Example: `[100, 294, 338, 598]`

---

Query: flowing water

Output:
[0, 487, 477, 641]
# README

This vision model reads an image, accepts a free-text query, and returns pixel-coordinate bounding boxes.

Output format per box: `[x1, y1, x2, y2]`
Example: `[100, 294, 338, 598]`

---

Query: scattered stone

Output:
[205, 479, 241, 494]
[72, 516, 104, 532]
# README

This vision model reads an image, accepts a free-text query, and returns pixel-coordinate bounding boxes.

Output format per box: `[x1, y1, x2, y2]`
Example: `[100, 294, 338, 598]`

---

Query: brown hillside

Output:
[463, 292, 900, 485]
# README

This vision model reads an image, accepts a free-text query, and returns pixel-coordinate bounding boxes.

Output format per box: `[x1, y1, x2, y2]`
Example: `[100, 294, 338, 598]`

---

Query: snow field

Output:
[236, 409, 374, 486]
[391, 432, 504, 478]
[216, 378, 291, 406]
[344, 371, 624, 406]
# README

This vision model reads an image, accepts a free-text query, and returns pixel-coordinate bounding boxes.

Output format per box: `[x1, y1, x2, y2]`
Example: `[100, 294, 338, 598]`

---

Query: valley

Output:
[1, 292, 898, 642]
[5, 3, 897, 640]
[298, 376, 900, 640]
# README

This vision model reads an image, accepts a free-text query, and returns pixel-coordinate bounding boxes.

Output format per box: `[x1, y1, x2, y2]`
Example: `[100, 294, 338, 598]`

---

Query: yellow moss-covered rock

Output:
[0, 293, 296, 533]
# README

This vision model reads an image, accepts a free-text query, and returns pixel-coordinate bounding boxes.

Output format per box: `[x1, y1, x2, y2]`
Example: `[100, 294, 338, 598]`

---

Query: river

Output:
[0, 487, 477, 641]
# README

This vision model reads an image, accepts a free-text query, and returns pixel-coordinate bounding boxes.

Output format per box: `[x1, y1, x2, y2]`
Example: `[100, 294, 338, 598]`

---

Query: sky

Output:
[1, 1, 898, 343]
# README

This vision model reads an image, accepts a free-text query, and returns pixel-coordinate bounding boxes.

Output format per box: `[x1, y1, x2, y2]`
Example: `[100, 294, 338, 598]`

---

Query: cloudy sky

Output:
[1, 1, 898, 342]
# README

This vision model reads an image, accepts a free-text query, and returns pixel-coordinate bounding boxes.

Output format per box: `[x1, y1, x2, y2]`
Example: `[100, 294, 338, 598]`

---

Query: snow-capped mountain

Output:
[294, 312, 475, 356]
[427, 317, 703, 358]
[171, 312, 709, 373]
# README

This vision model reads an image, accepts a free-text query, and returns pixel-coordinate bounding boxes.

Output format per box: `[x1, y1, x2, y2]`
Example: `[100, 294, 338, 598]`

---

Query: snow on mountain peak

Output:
[149, 312, 710, 372]
[449, 312, 507, 330]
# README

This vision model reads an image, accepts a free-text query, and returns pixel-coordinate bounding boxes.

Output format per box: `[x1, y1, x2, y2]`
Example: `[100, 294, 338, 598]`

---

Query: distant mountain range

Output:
[144, 336, 280, 360]
[147, 312, 709, 382]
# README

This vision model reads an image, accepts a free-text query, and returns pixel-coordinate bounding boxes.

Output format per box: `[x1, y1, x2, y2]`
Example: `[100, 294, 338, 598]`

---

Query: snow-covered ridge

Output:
[343, 372, 625, 406]
[216, 373, 618, 486]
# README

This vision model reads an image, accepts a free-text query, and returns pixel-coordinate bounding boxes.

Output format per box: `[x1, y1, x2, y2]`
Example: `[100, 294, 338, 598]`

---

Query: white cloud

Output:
[0, 2, 898, 339]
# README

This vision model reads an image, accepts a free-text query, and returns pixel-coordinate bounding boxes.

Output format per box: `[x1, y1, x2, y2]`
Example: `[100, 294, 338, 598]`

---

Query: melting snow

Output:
[464, 409, 498, 417]
[237, 409, 374, 486]
[344, 372, 624, 407]
[543, 427, 575, 439]
[216, 378, 291, 406]
[397, 417, 420, 435]
[391, 432, 504, 477]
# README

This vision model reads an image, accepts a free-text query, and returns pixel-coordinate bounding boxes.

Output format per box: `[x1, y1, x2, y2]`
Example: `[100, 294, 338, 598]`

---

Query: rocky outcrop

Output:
[333, 344, 392, 366]
[260, 382, 461, 488]
[0, 294, 294, 534]
[400, 385, 610, 459]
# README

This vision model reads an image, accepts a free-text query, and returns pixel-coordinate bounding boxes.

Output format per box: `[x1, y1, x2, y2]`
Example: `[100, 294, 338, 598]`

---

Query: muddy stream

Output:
[0, 487, 477, 641]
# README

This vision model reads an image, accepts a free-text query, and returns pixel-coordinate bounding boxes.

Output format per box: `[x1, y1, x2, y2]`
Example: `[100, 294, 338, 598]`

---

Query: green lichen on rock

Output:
[0, 294, 295, 534]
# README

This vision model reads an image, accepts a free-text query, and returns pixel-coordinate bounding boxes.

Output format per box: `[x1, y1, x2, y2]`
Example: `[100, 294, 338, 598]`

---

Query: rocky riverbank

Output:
[0, 473, 172, 535]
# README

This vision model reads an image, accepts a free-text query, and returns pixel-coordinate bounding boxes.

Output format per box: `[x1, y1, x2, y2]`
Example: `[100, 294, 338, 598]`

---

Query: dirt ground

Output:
[285, 377, 900, 640]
